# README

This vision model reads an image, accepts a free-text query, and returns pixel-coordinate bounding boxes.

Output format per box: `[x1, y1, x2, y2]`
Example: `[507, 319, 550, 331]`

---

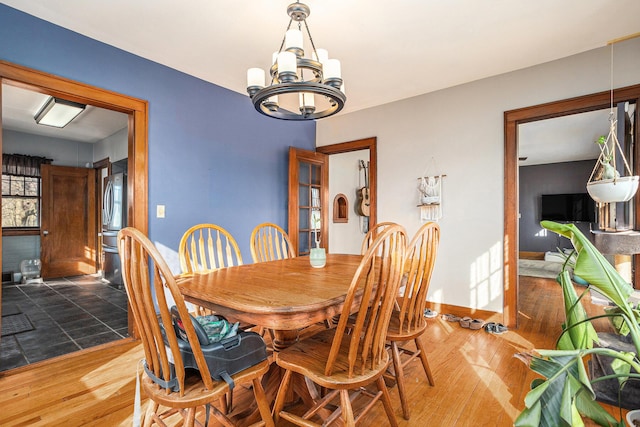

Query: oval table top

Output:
[178, 253, 363, 330]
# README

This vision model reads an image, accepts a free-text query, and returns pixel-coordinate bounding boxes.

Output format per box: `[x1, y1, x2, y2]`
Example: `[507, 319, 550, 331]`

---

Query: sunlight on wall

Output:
[469, 241, 503, 310]
[155, 241, 181, 275]
[535, 228, 548, 237]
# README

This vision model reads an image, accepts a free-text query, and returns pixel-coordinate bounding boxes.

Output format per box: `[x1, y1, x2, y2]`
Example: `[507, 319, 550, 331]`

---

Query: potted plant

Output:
[586, 117, 639, 203]
[515, 220, 640, 427]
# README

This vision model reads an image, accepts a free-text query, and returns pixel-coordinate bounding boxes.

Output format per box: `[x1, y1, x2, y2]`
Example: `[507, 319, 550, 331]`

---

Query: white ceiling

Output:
[1, 0, 639, 156]
[2, 85, 128, 143]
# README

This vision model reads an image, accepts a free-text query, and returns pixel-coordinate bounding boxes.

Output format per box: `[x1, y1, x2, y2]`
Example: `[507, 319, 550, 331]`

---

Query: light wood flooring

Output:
[0, 275, 626, 426]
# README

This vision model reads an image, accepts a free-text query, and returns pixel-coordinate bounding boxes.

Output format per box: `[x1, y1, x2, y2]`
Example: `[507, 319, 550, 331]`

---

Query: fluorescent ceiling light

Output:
[34, 97, 85, 128]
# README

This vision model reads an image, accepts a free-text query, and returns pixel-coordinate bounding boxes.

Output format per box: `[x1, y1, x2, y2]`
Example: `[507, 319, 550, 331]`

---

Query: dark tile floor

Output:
[0, 275, 129, 372]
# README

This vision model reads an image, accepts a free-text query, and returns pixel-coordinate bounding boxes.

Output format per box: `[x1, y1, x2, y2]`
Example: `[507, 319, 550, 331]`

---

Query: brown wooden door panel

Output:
[288, 147, 329, 255]
[41, 164, 97, 279]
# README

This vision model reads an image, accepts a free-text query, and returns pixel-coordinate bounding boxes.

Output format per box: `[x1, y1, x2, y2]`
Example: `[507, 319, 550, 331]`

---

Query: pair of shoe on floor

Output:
[441, 313, 508, 334]
[441, 313, 482, 329]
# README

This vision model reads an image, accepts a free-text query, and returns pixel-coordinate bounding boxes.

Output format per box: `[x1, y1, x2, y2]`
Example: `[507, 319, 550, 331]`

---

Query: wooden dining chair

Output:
[117, 227, 273, 427]
[250, 222, 295, 262]
[179, 223, 243, 274]
[272, 224, 407, 427]
[360, 221, 399, 254]
[385, 221, 440, 420]
[179, 223, 244, 317]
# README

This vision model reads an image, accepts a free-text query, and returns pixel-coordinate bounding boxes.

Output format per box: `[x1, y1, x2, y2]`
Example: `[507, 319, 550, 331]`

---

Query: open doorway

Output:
[0, 60, 148, 370]
[503, 84, 640, 328]
[317, 137, 377, 254]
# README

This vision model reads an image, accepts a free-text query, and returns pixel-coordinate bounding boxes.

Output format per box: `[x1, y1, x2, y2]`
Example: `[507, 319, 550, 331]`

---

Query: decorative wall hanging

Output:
[417, 175, 444, 221]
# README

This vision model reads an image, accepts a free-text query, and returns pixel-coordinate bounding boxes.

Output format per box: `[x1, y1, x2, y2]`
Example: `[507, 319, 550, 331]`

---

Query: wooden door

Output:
[41, 164, 97, 279]
[288, 147, 329, 256]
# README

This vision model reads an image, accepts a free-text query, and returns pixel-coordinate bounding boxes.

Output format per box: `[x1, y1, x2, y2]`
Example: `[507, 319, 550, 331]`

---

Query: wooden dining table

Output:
[177, 253, 363, 350]
[178, 253, 365, 423]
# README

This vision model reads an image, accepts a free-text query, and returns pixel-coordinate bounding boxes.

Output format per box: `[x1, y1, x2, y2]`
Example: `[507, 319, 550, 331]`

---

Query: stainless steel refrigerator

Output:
[102, 172, 126, 285]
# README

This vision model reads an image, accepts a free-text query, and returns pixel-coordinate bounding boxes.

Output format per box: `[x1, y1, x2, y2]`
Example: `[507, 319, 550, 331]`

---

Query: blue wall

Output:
[0, 5, 316, 261]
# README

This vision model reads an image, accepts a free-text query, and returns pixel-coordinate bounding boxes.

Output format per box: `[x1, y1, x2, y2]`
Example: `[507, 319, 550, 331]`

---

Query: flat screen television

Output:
[540, 193, 595, 222]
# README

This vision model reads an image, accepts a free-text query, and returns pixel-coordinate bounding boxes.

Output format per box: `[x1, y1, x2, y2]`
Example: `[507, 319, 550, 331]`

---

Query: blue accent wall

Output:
[0, 4, 316, 261]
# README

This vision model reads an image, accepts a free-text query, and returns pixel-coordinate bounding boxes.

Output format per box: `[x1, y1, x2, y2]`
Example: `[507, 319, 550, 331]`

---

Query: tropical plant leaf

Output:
[541, 221, 632, 309]
[557, 270, 598, 351]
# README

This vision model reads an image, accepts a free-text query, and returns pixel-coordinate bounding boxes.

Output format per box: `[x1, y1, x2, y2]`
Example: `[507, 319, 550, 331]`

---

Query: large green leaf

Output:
[556, 270, 598, 351]
[540, 221, 633, 309]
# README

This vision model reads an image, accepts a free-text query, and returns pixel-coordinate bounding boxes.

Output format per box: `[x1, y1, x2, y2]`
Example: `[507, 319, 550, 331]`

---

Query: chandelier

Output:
[246, 1, 346, 120]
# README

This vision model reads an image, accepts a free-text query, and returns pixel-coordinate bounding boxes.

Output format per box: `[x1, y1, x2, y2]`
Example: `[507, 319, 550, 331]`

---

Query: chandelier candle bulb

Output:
[264, 95, 279, 112]
[285, 29, 304, 54]
[277, 51, 298, 82]
[299, 92, 315, 107]
[247, 68, 265, 89]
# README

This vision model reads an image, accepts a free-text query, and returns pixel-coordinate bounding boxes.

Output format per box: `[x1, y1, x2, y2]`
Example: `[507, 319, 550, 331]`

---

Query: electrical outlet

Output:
[156, 205, 165, 218]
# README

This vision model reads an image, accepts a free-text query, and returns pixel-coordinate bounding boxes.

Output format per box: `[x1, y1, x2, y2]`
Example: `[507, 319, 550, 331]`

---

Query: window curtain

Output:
[2, 154, 52, 177]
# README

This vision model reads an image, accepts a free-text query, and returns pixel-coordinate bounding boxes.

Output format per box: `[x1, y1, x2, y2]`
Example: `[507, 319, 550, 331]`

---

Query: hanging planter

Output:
[586, 112, 639, 203]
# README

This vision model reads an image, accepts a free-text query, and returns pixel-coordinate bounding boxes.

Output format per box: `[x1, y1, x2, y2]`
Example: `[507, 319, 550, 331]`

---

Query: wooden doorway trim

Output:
[0, 60, 149, 337]
[503, 84, 640, 328]
[0, 60, 149, 235]
[317, 137, 377, 228]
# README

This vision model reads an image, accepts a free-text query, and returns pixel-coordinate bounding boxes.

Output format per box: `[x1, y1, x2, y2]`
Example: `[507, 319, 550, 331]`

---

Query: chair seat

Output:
[276, 328, 390, 390]
[142, 358, 271, 408]
[385, 310, 427, 341]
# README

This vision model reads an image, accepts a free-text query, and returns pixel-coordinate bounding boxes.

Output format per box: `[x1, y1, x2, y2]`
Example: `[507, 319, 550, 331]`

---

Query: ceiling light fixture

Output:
[246, 1, 345, 120]
[34, 96, 85, 128]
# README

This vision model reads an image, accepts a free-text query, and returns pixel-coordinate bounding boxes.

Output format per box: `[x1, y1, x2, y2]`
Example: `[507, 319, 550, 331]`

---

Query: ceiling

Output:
[2, 85, 128, 143]
[1, 0, 639, 157]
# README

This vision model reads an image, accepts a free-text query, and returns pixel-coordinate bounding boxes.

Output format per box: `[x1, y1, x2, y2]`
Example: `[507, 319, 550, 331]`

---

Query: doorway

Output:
[503, 84, 640, 328]
[0, 60, 149, 366]
[317, 137, 377, 253]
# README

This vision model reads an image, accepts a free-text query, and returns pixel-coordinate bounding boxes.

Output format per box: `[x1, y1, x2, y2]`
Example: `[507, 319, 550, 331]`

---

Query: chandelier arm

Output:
[303, 19, 319, 59]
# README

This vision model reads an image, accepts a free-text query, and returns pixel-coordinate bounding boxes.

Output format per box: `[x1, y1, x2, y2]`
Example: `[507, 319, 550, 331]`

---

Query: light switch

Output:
[156, 205, 165, 218]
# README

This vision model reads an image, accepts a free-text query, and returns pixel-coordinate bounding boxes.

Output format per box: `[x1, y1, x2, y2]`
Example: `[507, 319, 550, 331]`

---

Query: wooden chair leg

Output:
[252, 377, 275, 427]
[339, 389, 356, 427]
[184, 407, 196, 427]
[376, 376, 399, 427]
[415, 337, 435, 386]
[142, 401, 158, 427]
[390, 341, 410, 420]
[272, 369, 293, 423]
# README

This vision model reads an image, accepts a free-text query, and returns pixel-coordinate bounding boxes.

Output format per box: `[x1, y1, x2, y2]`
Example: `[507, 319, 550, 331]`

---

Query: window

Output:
[2, 153, 51, 231]
[2, 175, 41, 228]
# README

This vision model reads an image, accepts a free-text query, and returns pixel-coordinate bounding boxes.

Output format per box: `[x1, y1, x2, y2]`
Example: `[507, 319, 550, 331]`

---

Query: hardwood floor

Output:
[0, 275, 624, 426]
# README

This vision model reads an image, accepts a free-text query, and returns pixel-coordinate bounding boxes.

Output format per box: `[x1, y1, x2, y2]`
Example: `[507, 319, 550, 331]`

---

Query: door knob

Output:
[42, 230, 49, 235]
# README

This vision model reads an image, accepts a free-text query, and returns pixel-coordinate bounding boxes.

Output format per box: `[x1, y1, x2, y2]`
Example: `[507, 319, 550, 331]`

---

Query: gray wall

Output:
[519, 160, 595, 253]
[317, 37, 640, 313]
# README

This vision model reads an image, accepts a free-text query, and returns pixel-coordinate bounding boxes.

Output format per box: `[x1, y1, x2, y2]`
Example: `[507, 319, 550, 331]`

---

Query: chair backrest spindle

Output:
[179, 224, 243, 274]
[327, 224, 407, 377]
[250, 222, 295, 262]
[397, 222, 440, 333]
[119, 227, 215, 395]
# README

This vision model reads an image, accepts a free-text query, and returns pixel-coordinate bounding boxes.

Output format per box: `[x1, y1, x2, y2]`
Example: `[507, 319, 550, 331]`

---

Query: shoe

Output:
[460, 317, 484, 329]
[469, 319, 485, 330]
[424, 309, 438, 318]
[484, 322, 508, 334]
[441, 313, 461, 322]
[459, 316, 472, 328]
